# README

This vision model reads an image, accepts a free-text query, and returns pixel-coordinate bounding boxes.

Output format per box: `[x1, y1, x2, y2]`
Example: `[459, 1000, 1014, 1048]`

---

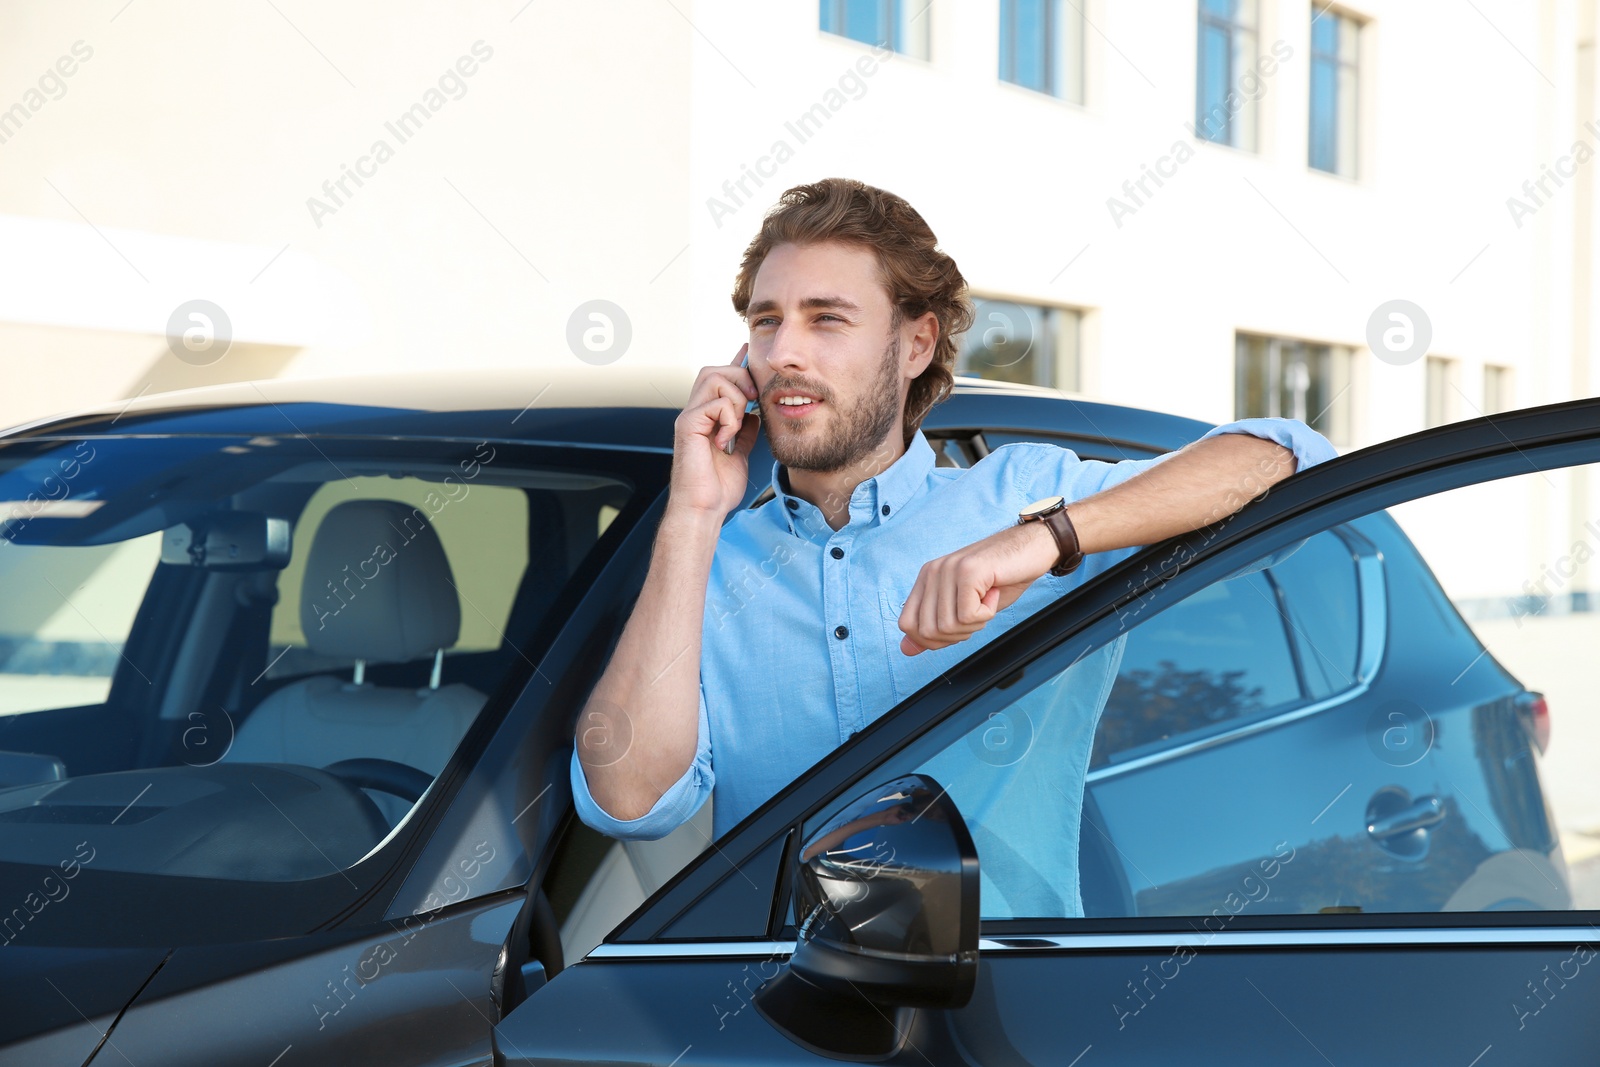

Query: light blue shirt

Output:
[571, 418, 1338, 861]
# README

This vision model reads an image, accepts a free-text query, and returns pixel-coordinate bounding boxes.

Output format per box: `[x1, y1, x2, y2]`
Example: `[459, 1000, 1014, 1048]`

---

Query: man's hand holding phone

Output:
[725, 349, 762, 455]
[584, 347, 759, 826]
[670, 343, 762, 519]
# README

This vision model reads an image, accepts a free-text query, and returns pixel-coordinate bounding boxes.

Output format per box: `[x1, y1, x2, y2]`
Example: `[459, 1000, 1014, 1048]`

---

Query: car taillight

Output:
[1516, 692, 1550, 754]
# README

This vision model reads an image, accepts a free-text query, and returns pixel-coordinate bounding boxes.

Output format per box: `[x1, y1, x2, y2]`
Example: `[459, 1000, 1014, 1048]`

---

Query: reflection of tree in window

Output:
[1091, 660, 1265, 767]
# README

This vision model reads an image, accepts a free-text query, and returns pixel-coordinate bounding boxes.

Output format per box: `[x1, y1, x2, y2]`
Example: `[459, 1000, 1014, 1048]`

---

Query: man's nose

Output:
[766, 321, 814, 377]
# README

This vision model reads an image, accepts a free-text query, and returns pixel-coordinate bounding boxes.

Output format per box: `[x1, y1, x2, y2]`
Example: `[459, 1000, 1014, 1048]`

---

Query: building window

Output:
[1236, 333, 1353, 445]
[820, 0, 929, 58]
[1424, 356, 1460, 428]
[999, 0, 1084, 103]
[959, 298, 1081, 392]
[1483, 364, 1513, 414]
[1195, 0, 1259, 149]
[1309, 6, 1361, 176]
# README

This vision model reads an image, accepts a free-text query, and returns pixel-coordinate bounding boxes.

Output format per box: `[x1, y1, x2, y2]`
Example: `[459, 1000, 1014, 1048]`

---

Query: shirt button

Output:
[830, 546, 844, 559]
[834, 625, 849, 640]
[881, 504, 891, 516]
[785, 499, 799, 511]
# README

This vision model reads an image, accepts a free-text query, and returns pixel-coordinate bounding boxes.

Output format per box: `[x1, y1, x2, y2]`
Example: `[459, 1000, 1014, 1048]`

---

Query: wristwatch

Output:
[1018, 495, 1084, 577]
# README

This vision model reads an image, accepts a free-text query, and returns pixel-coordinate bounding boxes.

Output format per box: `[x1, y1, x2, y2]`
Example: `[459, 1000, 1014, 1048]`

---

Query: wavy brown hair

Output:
[730, 178, 973, 448]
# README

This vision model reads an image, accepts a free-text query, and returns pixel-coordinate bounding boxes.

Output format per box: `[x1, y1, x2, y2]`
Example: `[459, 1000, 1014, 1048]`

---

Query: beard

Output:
[767, 332, 903, 474]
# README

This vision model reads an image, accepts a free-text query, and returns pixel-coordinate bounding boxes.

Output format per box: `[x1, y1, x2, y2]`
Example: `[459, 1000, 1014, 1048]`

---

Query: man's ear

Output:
[906, 310, 939, 377]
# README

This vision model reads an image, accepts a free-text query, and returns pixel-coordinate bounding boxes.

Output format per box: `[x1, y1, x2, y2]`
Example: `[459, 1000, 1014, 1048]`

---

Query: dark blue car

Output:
[0, 370, 1585, 1065]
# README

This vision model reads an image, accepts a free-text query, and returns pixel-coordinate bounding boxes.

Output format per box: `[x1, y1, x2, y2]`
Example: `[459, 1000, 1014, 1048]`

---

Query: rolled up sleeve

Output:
[1010, 416, 1337, 589]
[569, 683, 715, 841]
[1195, 416, 1338, 474]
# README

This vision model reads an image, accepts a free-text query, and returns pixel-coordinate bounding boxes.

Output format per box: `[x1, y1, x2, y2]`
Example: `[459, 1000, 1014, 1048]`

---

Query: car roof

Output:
[3, 366, 1214, 455]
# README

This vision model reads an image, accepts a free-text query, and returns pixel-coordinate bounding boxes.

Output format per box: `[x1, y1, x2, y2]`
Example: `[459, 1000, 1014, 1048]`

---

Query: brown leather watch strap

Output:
[1041, 505, 1083, 577]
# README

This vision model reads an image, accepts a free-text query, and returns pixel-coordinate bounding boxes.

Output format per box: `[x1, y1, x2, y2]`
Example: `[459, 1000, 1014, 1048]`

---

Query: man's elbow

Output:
[601, 793, 658, 825]
[1227, 435, 1298, 491]
[579, 796, 682, 842]
[1195, 438, 1294, 526]
[1262, 440, 1298, 481]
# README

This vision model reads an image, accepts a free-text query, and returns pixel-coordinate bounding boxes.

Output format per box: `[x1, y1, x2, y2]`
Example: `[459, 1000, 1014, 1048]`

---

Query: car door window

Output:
[805, 450, 1593, 925]
[1091, 528, 1361, 768]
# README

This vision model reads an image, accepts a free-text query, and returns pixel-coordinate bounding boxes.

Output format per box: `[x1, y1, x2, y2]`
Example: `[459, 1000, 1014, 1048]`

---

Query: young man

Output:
[572, 178, 1337, 847]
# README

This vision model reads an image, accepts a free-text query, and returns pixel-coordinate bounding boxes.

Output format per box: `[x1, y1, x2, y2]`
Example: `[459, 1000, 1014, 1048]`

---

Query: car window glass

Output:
[978, 430, 1162, 465]
[268, 475, 530, 673]
[1091, 529, 1359, 768]
[0, 437, 640, 912]
[1264, 530, 1361, 700]
[0, 533, 162, 716]
[821, 457, 1591, 924]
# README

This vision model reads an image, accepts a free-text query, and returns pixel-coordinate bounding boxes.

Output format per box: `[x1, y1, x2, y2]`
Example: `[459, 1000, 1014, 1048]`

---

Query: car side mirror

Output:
[755, 773, 978, 1059]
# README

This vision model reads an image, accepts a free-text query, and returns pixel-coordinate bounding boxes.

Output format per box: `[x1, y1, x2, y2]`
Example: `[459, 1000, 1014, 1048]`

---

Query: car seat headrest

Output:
[298, 500, 461, 665]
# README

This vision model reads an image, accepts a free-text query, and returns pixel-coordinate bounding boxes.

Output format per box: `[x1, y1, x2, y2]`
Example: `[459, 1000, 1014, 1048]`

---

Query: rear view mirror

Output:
[0, 750, 66, 790]
[161, 511, 291, 570]
[755, 773, 979, 1059]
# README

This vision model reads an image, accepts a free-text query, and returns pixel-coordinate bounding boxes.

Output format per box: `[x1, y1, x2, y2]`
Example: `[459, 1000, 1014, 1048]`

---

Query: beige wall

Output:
[0, 0, 694, 428]
[2, 1, 1593, 440]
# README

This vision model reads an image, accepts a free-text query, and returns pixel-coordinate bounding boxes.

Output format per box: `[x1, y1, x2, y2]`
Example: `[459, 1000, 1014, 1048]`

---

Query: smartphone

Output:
[725, 352, 760, 454]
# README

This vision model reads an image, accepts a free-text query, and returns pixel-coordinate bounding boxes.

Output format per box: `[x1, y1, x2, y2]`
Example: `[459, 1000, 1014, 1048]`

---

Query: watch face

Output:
[1020, 495, 1065, 519]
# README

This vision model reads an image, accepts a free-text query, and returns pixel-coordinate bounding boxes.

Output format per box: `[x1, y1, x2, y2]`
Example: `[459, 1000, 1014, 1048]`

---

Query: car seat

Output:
[225, 500, 486, 826]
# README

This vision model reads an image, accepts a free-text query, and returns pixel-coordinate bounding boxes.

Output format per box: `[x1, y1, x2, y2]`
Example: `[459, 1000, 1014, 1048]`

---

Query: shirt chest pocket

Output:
[876, 575, 1069, 706]
[877, 584, 971, 705]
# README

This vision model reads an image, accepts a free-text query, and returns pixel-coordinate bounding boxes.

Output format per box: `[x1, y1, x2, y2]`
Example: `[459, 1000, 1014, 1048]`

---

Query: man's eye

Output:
[752, 316, 777, 328]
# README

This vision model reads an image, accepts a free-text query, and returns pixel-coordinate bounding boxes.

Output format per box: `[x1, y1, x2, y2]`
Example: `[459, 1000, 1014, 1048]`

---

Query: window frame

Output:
[1425, 355, 1460, 428]
[1235, 331, 1355, 447]
[998, 0, 1084, 103]
[958, 296, 1084, 392]
[1308, 3, 1363, 178]
[1195, 0, 1260, 150]
[819, 0, 929, 59]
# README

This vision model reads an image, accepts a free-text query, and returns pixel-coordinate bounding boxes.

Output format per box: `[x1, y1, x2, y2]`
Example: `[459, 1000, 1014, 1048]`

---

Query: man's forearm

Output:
[1068, 433, 1296, 554]
[894, 431, 1309, 657]
[577, 503, 721, 822]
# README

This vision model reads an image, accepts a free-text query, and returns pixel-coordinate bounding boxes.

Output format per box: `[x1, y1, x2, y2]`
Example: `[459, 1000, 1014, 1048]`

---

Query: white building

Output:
[0, 0, 1596, 603]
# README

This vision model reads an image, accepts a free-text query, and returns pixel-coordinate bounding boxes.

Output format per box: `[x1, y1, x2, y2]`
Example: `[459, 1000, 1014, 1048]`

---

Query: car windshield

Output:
[0, 433, 652, 946]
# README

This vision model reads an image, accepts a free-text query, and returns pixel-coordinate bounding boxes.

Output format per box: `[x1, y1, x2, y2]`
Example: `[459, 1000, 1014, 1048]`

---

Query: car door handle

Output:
[1366, 795, 1445, 840]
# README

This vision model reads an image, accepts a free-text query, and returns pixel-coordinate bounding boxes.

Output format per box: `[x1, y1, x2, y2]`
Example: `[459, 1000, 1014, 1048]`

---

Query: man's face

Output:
[744, 241, 912, 473]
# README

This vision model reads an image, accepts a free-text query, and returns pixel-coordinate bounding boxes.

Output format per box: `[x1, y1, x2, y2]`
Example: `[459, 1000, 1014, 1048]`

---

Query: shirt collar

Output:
[767, 430, 938, 541]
